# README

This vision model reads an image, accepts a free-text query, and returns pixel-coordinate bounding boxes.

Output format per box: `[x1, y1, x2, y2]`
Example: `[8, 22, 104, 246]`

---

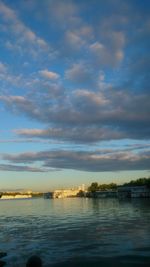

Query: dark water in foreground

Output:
[0, 198, 150, 267]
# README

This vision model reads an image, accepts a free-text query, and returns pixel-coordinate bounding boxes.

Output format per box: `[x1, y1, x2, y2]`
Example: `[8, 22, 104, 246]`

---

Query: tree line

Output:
[123, 177, 150, 187]
[88, 177, 150, 192]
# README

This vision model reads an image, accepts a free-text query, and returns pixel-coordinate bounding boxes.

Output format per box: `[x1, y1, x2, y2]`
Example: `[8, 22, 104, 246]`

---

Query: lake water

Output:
[0, 198, 150, 267]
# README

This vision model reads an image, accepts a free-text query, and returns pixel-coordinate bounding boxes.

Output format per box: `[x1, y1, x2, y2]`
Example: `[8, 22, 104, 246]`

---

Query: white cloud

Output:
[0, 1, 50, 56]
[65, 62, 94, 85]
[75, 90, 109, 106]
[39, 69, 60, 80]
[90, 42, 104, 52]
[99, 71, 105, 81]
[0, 1, 16, 21]
[0, 62, 7, 73]
[65, 26, 93, 50]
[65, 30, 85, 49]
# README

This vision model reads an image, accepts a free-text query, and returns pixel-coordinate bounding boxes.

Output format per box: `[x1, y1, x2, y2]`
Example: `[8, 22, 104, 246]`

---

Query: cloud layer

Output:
[2, 147, 150, 172]
[0, 0, 150, 173]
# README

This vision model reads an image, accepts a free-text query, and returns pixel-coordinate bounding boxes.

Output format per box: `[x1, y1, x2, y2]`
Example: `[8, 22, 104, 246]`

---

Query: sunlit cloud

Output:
[39, 70, 60, 80]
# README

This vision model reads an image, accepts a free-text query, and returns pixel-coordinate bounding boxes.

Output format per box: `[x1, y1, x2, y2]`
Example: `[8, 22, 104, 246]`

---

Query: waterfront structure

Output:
[86, 190, 117, 198]
[43, 185, 150, 200]
[53, 188, 80, 198]
[118, 185, 150, 198]
[43, 192, 54, 199]
[44, 185, 86, 199]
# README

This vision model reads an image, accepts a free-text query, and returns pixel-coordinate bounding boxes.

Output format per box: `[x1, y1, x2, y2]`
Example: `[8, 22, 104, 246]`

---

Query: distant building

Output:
[78, 184, 85, 191]
[44, 186, 85, 199]
[53, 188, 80, 198]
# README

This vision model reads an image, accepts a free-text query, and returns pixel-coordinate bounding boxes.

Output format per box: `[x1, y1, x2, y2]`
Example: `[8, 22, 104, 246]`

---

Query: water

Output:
[0, 198, 150, 267]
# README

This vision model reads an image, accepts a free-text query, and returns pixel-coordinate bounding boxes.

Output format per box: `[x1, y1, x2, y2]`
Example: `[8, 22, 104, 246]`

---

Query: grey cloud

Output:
[0, 95, 38, 118]
[15, 127, 125, 143]
[65, 63, 96, 86]
[65, 31, 85, 50]
[1, 87, 150, 142]
[12, 130, 150, 151]
[0, 62, 25, 92]
[2, 149, 150, 172]
[0, 164, 48, 172]
[64, 25, 93, 52]
[46, 0, 126, 66]
[87, 13, 126, 67]
[48, 0, 78, 25]
[3, 151, 47, 164]
[0, 138, 52, 144]
[89, 38, 124, 67]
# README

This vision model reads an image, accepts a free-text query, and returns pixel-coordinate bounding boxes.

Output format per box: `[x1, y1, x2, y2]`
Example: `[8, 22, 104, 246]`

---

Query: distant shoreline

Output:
[0, 194, 32, 200]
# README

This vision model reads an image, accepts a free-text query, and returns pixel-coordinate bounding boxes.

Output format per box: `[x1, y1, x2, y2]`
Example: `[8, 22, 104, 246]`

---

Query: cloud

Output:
[2, 149, 150, 172]
[42, 0, 94, 57]
[39, 70, 60, 80]
[89, 34, 124, 67]
[0, 138, 52, 144]
[0, 95, 36, 117]
[74, 90, 109, 106]
[15, 126, 124, 143]
[0, 163, 48, 172]
[64, 26, 93, 50]
[65, 63, 95, 85]
[0, 62, 7, 73]
[1, 86, 150, 143]
[0, 0, 150, 177]
[0, 1, 51, 57]
[65, 31, 85, 50]
[86, 12, 126, 67]
[0, 63, 25, 93]
[0, 1, 16, 21]
[49, 0, 78, 24]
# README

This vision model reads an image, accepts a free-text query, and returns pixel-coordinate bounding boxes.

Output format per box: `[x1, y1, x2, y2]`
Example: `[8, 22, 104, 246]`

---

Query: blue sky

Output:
[0, 0, 150, 191]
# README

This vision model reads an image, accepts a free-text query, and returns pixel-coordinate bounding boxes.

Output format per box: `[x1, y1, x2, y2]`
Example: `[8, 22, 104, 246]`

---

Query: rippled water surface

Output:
[0, 198, 150, 266]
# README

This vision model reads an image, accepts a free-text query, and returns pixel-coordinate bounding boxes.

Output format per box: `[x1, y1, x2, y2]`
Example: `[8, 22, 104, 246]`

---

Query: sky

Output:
[0, 0, 150, 191]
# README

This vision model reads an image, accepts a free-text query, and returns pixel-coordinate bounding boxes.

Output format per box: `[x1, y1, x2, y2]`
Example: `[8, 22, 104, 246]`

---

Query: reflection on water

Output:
[0, 198, 150, 266]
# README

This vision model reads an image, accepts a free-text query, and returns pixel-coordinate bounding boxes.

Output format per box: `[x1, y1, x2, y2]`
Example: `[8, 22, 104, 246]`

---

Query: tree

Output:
[88, 182, 99, 193]
[88, 182, 118, 192]
[123, 177, 150, 187]
[99, 183, 117, 191]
